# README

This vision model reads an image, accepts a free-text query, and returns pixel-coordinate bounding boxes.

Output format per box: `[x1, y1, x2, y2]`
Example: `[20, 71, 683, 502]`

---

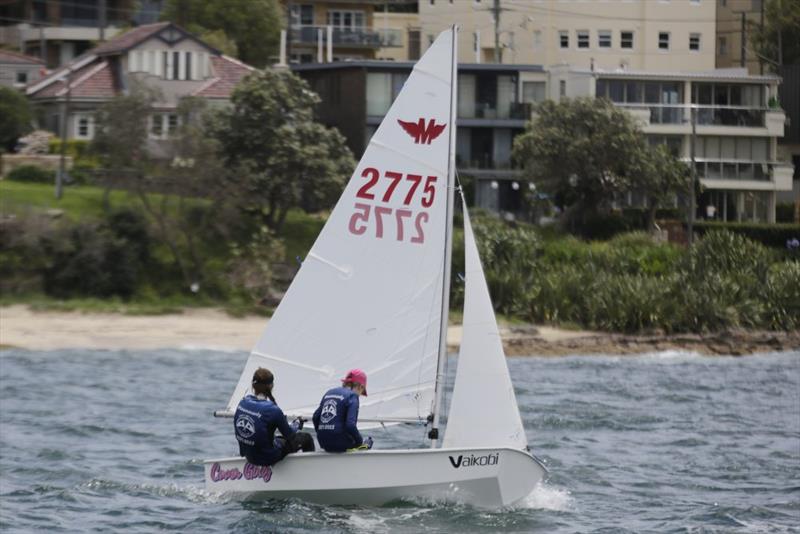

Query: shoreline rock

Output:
[497, 328, 800, 357]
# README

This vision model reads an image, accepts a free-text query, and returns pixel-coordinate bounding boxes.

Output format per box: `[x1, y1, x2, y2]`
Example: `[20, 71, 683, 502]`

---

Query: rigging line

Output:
[503, 4, 718, 23]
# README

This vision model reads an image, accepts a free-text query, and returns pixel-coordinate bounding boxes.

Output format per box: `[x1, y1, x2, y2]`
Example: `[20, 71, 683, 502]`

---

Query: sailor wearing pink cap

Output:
[312, 369, 373, 452]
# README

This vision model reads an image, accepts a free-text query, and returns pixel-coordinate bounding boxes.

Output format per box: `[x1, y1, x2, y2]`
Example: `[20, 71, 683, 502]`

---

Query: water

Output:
[1, 348, 798, 533]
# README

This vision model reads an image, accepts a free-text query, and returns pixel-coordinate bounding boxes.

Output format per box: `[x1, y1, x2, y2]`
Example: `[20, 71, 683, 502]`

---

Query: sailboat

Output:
[203, 27, 547, 508]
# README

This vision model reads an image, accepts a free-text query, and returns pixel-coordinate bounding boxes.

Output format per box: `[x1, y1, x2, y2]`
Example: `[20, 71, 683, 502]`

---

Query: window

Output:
[533, 30, 542, 50]
[559, 31, 569, 49]
[408, 30, 421, 60]
[367, 72, 409, 116]
[327, 10, 365, 30]
[184, 51, 192, 80]
[290, 4, 313, 26]
[74, 114, 94, 139]
[150, 114, 180, 139]
[163, 51, 169, 78]
[690, 33, 701, 51]
[173, 51, 180, 80]
[718, 36, 728, 55]
[151, 115, 163, 138]
[620, 31, 634, 49]
[559, 80, 566, 98]
[598, 30, 612, 48]
[577, 30, 590, 49]
[16, 71, 28, 84]
[658, 32, 670, 50]
[522, 81, 546, 103]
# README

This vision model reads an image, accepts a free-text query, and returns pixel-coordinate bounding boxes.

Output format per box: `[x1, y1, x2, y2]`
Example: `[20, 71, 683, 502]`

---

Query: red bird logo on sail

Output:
[397, 118, 446, 144]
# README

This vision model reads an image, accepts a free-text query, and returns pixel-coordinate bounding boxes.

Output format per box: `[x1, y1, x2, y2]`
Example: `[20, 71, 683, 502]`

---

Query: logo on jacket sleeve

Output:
[398, 118, 446, 144]
[320, 399, 338, 424]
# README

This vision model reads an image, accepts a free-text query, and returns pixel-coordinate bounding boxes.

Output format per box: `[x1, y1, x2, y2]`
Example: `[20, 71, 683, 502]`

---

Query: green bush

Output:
[48, 139, 91, 159]
[763, 261, 800, 330]
[694, 221, 800, 249]
[39, 212, 152, 299]
[523, 264, 591, 325]
[684, 230, 772, 280]
[669, 271, 765, 332]
[453, 213, 541, 314]
[584, 273, 674, 332]
[6, 164, 55, 184]
[599, 232, 683, 276]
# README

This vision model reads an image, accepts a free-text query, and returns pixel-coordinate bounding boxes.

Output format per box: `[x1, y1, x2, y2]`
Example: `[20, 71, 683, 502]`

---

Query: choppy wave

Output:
[1, 349, 798, 533]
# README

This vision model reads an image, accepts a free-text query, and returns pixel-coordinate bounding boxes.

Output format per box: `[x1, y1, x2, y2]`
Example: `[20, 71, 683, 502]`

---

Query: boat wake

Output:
[516, 483, 573, 512]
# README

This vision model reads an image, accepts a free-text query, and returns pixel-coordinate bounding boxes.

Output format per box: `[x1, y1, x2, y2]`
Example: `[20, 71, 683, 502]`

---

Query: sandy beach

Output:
[1, 305, 797, 355]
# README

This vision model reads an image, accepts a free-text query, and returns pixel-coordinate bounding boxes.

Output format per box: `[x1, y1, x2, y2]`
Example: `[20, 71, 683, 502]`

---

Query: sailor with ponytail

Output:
[233, 368, 314, 466]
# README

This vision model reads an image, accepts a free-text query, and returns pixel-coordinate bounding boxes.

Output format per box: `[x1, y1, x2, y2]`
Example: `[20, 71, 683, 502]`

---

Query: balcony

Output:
[693, 159, 774, 181]
[290, 25, 402, 49]
[615, 103, 778, 129]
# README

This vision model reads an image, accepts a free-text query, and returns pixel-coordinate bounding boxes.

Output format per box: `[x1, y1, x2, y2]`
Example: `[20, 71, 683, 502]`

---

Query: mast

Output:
[430, 25, 458, 447]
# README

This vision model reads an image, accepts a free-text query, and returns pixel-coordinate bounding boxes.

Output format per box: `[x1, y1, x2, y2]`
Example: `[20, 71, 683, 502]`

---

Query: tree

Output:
[513, 97, 648, 231]
[209, 70, 355, 233]
[749, 0, 800, 69]
[627, 144, 690, 232]
[0, 86, 33, 152]
[162, 0, 282, 68]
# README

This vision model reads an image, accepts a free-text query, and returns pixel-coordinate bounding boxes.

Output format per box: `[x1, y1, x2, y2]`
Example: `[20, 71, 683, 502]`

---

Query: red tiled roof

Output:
[92, 22, 171, 55]
[193, 55, 255, 98]
[34, 61, 116, 99]
[0, 49, 45, 65]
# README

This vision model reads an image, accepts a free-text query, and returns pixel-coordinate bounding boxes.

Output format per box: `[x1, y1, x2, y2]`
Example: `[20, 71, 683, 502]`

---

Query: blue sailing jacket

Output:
[312, 387, 363, 452]
[234, 395, 295, 466]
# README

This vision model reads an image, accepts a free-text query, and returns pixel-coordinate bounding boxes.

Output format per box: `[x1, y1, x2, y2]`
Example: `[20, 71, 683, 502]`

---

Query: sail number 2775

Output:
[348, 167, 437, 244]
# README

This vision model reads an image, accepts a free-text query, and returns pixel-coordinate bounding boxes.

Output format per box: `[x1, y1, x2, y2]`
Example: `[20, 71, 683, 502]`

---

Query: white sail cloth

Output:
[442, 206, 528, 450]
[226, 30, 457, 425]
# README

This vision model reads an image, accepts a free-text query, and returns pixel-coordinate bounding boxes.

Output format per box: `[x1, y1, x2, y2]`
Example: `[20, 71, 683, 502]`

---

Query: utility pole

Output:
[760, 0, 765, 74]
[57, 67, 72, 200]
[39, 25, 46, 64]
[740, 12, 746, 68]
[99, 0, 107, 43]
[777, 0, 783, 67]
[492, 0, 501, 63]
[688, 106, 697, 246]
[286, 0, 293, 62]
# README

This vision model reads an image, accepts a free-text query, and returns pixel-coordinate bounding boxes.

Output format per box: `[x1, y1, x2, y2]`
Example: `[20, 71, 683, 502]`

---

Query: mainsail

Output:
[225, 30, 457, 425]
[442, 205, 528, 450]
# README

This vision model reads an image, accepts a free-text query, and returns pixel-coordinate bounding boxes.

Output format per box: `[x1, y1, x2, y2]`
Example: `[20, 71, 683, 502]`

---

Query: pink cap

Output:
[342, 368, 368, 396]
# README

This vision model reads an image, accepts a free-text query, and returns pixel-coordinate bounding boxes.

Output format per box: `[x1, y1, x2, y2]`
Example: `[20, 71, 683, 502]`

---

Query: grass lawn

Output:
[0, 180, 141, 220]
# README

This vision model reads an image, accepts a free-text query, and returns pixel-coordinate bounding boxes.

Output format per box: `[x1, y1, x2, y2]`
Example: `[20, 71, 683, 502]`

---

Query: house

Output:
[419, 0, 716, 71]
[293, 60, 547, 217]
[26, 22, 254, 143]
[0, 49, 45, 88]
[551, 66, 794, 223]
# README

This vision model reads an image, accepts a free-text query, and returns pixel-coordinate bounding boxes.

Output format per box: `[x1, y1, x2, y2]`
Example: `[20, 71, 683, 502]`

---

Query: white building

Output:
[552, 66, 793, 223]
[420, 0, 716, 72]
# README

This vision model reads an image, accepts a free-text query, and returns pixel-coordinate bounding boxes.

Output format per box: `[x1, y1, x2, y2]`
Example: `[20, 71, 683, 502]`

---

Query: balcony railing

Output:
[458, 102, 532, 121]
[691, 159, 776, 181]
[290, 25, 402, 48]
[615, 103, 769, 127]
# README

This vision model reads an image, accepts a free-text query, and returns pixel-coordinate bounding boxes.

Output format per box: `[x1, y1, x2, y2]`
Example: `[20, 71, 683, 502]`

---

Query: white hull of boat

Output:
[204, 446, 546, 508]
